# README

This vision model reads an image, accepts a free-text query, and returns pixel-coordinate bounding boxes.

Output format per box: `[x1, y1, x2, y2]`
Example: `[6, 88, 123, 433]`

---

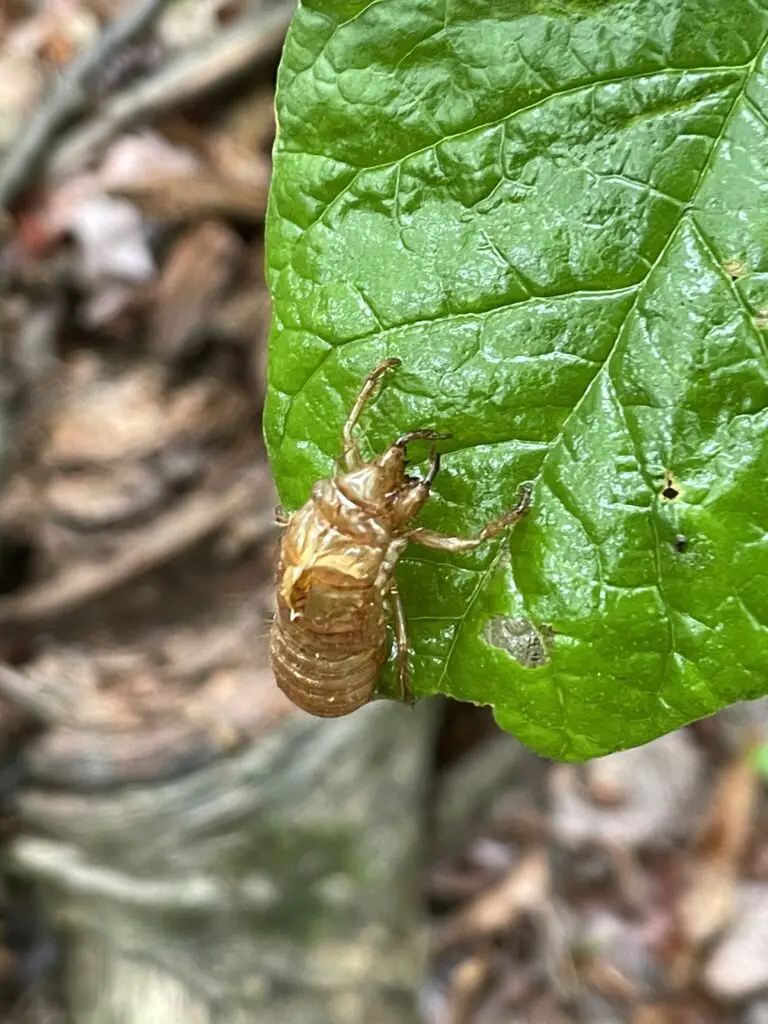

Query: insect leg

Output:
[387, 581, 413, 706]
[341, 357, 401, 470]
[423, 446, 441, 487]
[408, 484, 532, 552]
[395, 432, 450, 488]
[275, 505, 289, 527]
[395, 429, 451, 450]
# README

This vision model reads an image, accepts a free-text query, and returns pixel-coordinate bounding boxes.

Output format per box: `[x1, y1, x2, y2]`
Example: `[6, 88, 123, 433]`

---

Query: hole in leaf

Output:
[484, 617, 552, 668]
[660, 471, 682, 502]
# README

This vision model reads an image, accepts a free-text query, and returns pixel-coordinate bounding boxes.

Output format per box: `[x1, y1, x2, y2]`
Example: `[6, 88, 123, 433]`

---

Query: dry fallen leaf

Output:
[703, 883, 768, 1001]
[67, 192, 155, 325]
[0, 52, 44, 151]
[436, 848, 550, 952]
[445, 955, 490, 1024]
[676, 741, 760, 961]
[99, 129, 200, 183]
[152, 219, 242, 360]
[69, 193, 155, 283]
[550, 731, 704, 850]
[108, 172, 268, 222]
[157, 0, 232, 49]
[630, 1007, 677, 1024]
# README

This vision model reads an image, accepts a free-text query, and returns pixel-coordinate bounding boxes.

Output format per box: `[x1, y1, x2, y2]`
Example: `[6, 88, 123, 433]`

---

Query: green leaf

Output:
[264, 0, 768, 760]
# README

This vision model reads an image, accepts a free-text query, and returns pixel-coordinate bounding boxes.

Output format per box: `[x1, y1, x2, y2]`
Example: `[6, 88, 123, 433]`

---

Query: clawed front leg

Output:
[341, 357, 401, 471]
[387, 581, 413, 706]
[408, 484, 532, 553]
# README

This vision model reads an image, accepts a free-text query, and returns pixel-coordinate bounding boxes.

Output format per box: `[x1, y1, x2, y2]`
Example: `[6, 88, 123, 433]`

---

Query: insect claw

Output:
[395, 430, 452, 469]
[395, 429, 451, 448]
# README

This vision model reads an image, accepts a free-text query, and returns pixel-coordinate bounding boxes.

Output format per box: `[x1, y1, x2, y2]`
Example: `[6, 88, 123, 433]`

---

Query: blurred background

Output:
[0, 3, 767, 1023]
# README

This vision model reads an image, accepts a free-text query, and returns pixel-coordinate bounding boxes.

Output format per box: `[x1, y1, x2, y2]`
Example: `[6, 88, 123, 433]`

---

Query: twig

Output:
[0, 0, 176, 208]
[0, 661, 78, 724]
[108, 173, 269, 222]
[0, 470, 275, 625]
[49, 2, 296, 184]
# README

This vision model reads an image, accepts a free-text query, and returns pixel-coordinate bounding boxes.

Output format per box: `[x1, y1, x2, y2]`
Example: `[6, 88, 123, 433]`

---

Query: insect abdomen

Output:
[270, 589, 387, 717]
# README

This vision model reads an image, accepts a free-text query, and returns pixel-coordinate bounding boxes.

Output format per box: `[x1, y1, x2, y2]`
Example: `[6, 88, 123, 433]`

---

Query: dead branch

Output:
[0, 662, 79, 724]
[0, 0, 176, 208]
[0, 469, 275, 625]
[108, 173, 269, 223]
[49, 3, 296, 184]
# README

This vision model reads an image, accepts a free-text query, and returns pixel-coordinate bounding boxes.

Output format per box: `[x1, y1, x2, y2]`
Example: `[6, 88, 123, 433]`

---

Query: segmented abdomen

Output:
[270, 588, 387, 717]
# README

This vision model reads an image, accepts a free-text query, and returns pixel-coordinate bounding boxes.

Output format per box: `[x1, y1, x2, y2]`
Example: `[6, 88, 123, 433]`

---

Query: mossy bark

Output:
[11, 702, 434, 1024]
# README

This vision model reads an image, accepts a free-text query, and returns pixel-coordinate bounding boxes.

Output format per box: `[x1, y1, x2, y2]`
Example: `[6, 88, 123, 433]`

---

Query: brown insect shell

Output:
[279, 444, 430, 615]
[272, 444, 431, 717]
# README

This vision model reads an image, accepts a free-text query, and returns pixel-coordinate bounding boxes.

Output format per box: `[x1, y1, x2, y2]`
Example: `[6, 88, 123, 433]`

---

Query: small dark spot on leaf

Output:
[660, 471, 682, 502]
[674, 534, 688, 553]
[484, 617, 552, 668]
[755, 309, 768, 329]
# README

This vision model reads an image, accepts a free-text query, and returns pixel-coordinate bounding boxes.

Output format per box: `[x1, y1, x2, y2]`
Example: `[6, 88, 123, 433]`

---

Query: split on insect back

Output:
[270, 358, 532, 718]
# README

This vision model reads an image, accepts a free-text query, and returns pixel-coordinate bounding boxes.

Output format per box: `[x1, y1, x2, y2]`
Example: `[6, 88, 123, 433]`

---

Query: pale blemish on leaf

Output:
[723, 258, 748, 280]
[484, 617, 552, 668]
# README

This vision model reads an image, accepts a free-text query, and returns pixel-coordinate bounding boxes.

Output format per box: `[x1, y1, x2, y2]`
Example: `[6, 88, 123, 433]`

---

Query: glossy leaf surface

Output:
[265, 0, 768, 760]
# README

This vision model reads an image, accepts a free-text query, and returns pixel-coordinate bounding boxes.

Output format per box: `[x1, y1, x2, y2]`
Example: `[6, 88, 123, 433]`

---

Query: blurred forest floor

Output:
[0, 3, 767, 1023]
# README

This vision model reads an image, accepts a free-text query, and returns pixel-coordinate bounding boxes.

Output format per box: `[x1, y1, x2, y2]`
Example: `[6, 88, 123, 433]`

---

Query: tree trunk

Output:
[11, 702, 435, 1024]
